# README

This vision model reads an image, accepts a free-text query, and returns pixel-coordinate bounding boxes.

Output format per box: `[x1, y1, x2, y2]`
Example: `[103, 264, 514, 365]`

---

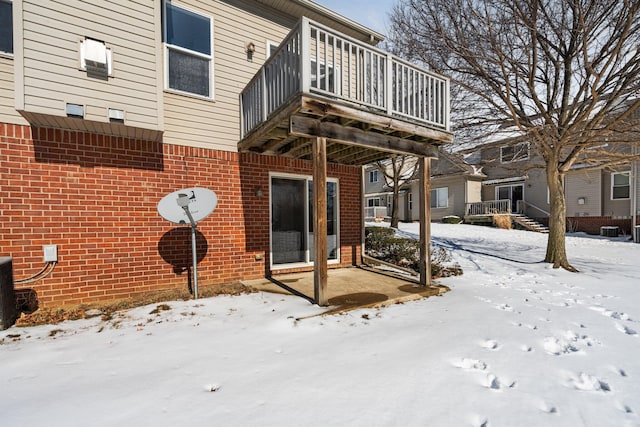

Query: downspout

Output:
[361, 165, 366, 264]
[633, 144, 638, 241]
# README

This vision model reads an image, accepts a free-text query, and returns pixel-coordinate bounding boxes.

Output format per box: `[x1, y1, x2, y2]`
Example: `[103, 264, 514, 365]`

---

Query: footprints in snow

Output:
[564, 371, 611, 393]
[589, 305, 638, 336]
[453, 339, 516, 392]
[543, 330, 599, 356]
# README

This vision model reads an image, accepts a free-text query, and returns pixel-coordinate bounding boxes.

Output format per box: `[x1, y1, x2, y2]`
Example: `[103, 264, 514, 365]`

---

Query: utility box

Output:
[0, 257, 17, 330]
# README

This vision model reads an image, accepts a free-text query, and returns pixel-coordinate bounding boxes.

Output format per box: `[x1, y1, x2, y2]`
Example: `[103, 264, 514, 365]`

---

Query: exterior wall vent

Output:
[66, 103, 84, 118]
[80, 38, 112, 80]
[108, 108, 125, 122]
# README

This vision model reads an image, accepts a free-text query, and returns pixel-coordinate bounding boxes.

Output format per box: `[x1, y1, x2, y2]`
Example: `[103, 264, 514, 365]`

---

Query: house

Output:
[0, 0, 452, 309]
[364, 150, 485, 222]
[462, 132, 640, 236]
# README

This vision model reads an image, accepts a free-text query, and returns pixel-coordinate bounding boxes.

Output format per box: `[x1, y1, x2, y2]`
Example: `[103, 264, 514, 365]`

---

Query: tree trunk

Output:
[545, 164, 578, 272]
[390, 182, 400, 228]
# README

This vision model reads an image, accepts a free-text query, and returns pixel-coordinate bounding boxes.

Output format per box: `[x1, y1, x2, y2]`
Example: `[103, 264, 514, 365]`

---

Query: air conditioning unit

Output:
[0, 257, 16, 330]
[600, 226, 619, 237]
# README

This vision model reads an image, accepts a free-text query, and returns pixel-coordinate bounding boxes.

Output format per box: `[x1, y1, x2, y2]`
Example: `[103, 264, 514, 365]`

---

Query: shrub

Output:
[365, 226, 396, 254]
[442, 215, 463, 224]
[364, 226, 462, 279]
[493, 214, 513, 229]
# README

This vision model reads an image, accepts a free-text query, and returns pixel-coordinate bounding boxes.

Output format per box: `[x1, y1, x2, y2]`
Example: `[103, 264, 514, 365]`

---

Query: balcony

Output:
[239, 18, 453, 165]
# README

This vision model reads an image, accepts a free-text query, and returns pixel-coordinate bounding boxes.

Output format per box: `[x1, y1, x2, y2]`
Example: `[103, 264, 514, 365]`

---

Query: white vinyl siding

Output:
[0, 57, 27, 124]
[16, 0, 162, 136]
[162, 0, 293, 150]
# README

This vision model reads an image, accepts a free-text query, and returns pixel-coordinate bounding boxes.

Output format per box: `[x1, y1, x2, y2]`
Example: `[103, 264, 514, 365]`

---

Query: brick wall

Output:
[0, 124, 362, 306]
[566, 216, 635, 235]
[537, 216, 636, 235]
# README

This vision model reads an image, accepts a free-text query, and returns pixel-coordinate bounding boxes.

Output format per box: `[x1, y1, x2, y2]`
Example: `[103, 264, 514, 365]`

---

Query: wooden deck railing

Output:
[465, 200, 512, 216]
[240, 17, 450, 137]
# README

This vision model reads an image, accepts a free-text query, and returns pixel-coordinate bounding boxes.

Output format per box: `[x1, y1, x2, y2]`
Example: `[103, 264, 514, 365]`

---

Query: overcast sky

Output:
[313, 0, 397, 36]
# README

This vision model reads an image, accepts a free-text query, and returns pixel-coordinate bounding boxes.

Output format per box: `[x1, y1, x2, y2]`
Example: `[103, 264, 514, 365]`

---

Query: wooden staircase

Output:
[512, 214, 549, 233]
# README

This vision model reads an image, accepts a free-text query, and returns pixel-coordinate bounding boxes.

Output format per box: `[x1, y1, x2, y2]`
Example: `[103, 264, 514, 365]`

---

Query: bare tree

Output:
[390, 0, 640, 271]
[376, 155, 419, 228]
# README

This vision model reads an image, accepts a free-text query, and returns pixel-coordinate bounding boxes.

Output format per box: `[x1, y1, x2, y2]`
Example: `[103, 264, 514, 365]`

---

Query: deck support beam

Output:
[313, 137, 328, 306]
[419, 157, 432, 287]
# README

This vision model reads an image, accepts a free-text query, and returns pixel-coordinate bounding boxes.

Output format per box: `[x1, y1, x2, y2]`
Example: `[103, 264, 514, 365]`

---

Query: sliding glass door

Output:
[270, 175, 338, 267]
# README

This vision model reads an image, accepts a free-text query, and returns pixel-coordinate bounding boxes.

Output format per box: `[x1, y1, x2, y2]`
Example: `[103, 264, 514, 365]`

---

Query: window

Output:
[500, 142, 529, 163]
[267, 40, 278, 58]
[368, 170, 378, 183]
[367, 198, 381, 207]
[408, 192, 413, 211]
[431, 187, 448, 208]
[0, 0, 12, 55]
[163, 1, 213, 98]
[612, 172, 630, 200]
[311, 59, 336, 92]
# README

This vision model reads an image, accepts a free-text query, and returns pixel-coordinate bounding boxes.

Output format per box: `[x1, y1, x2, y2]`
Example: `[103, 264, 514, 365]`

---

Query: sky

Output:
[2, 223, 639, 426]
[314, 0, 397, 36]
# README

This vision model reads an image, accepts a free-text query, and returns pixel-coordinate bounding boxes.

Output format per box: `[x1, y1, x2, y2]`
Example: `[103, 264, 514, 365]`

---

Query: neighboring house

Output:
[364, 165, 390, 220]
[0, 0, 452, 307]
[462, 133, 640, 235]
[364, 150, 485, 222]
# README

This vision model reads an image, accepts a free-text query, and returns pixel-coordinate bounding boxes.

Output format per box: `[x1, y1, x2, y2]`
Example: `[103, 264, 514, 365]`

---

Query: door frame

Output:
[495, 183, 524, 212]
[269, 172, 340, 270]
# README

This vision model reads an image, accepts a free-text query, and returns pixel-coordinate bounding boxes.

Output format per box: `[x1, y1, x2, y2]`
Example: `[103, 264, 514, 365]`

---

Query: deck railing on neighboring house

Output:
[465, 200, 512, 216]
[240, 17, 450, 137]
[364, 206, 388, 220]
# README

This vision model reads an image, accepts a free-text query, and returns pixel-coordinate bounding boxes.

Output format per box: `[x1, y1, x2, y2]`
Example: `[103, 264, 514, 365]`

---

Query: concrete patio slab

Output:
[242, 266, 449, 316]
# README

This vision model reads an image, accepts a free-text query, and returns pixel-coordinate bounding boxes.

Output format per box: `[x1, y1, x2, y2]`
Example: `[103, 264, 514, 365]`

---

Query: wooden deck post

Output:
[419, 157, 432, 286]
[313, 137, 328, 306]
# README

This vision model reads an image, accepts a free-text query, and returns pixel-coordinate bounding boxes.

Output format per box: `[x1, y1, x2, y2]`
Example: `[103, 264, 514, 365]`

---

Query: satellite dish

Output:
[158, 187, 218, 225]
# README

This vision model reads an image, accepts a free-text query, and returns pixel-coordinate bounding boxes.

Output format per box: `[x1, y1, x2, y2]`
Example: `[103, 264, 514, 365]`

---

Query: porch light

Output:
[246, 41, 255, 62]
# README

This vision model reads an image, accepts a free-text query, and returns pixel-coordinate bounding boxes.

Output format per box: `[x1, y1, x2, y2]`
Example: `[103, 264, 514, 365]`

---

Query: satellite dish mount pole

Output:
[177, 194, 199, 299]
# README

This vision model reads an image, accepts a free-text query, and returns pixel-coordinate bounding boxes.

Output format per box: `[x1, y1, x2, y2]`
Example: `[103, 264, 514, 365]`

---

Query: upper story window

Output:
[500, 141, 529, 163]
[611, 171, 630, 200]
[368, 170, 378, 183]
[163, 1, 213, 99]
[0, 0, 13, 55]
[267, 41, 278, 58]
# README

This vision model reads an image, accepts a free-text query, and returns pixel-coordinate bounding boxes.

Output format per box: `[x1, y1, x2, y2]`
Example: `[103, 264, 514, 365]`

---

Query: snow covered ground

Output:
[1, 223, 639, 427]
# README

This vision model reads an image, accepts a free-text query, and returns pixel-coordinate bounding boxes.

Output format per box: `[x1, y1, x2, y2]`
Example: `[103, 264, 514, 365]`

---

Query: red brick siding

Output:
[0, 124, 362, 306]
[566, 216, 634, 235]
[536, 216, 636, 235]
